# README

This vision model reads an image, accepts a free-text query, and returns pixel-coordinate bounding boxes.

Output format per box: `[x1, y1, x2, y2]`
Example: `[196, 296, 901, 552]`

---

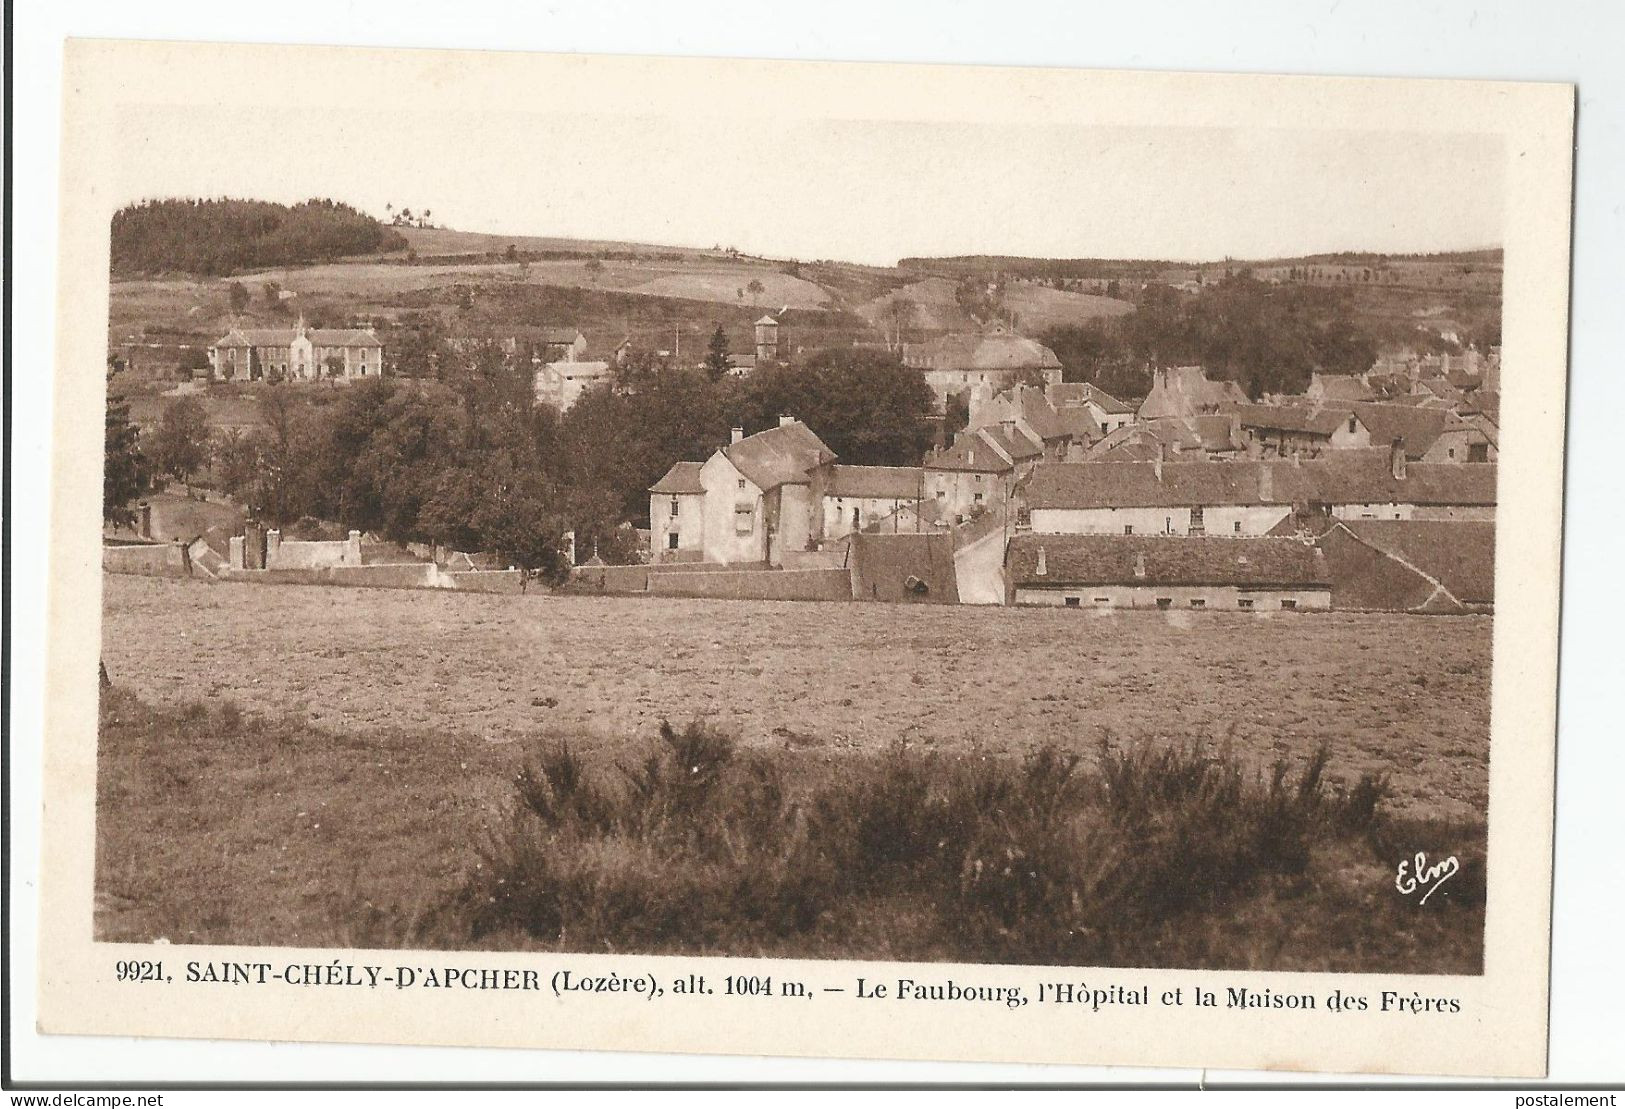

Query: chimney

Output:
[731, 426, 745, 444]
[1035, 545, 1047, 577]
[779, 414, 796, 428]
[1260, 462, 1274, 502]
[1390, 437, 1407, 479]
[1133, 552, 1147, 579]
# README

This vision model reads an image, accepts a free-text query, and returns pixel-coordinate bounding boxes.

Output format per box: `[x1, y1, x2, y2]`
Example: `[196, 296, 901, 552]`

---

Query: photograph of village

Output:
[95, 115, 1502, 975]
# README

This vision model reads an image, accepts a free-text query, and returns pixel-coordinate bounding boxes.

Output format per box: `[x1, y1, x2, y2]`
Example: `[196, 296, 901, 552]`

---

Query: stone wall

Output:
[103, 541, 190, 578]
[648, 567, 854, 602]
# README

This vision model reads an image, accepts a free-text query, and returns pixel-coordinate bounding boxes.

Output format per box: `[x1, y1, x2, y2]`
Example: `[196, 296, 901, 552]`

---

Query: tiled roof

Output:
[1008, 533, 1329, 588]
[905, 330, 1062, 372]
[1054, 406, 1104, 443]
[1049, 381, 1134, 415]
[1350, 402, 1467, 458]
[1234, 403, 1356, 437]
[1139, 366, 1248, 419]
[723, 421, 834, 490]
[926, 428, 1016, 474]
[1331, 519, 1495, 606]
[649, 461, 705, 495]
[1310, 374, 1374, 402]
[828, 464, 923, 500]
[980, 423, 1043, 462]
[1025, 453, 1497, 510]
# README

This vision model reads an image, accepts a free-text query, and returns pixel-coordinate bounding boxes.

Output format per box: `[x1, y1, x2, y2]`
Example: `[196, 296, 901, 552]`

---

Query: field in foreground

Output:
[101, 577, 1493, 819]
[96, 577, 1490, 970]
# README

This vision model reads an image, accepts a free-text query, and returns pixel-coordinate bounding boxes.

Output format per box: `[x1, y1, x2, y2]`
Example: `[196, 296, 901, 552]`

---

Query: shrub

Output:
[463, 721, 1474, 965]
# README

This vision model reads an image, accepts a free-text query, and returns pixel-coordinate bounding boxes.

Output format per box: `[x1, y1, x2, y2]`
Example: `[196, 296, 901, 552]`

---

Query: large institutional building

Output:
[208, 319, 384, 383]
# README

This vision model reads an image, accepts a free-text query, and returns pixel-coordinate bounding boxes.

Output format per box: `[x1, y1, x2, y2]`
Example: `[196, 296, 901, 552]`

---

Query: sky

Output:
[112, 104, 1505, 267]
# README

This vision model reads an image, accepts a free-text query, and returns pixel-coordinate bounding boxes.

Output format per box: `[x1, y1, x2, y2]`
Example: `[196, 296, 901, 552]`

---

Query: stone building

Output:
[903, 325, 1063, 409]
[208, 318, 383, 382]
[1006, 533, 1331, 611]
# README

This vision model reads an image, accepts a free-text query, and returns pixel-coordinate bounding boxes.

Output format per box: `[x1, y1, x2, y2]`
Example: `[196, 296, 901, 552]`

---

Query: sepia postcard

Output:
[39, 38, 1573, 1077]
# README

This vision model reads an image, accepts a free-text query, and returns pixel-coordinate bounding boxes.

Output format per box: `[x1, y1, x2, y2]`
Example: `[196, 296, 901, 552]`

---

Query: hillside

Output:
[111, 198, 407, 277]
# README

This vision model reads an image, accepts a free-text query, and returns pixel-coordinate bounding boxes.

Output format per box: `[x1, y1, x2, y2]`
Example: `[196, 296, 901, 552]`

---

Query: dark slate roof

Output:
[1025, 454, 1498, 510]
[1008, 533, 1329, 588]
[1331, 519, 1496, 606]
[650, 461, 705, 495]
[722, 421, 834, 490]
[1234, 403, 1356, 437]
[905, 330, 1062, 372]
[829, 464, 923, 500]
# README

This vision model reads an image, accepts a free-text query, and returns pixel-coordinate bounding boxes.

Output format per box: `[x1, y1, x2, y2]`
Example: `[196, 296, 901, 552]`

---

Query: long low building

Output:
[1007, 533, 1331, 611]
[1022, 444, 1496, 537]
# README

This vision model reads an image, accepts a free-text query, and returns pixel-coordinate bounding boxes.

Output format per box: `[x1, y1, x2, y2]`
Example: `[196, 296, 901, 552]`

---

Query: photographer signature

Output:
[1395, 852, 1460, 905]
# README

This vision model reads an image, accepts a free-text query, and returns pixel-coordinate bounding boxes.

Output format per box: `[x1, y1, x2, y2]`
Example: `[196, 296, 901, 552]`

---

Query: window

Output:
[737, 479, 746, 491]
[1124, 525, 1134, 535]
[973, 492, 984, 504]
[1448, 448, 1456, 459]
[1165, 516, 1173, 534]
[1156, 597, 1172, 610]
[1348, 416, 1357, 433]
[1233, 520, 1242, 534]
[1238, 598, 1255, 610]
[734, 506, 754, 535]
[1189, 506, 1205, 536]
[1281, 598, 1298, 611]
[667, 533, 680, 550]
[852, 507, 861, 527]
[1094, 597, 1110, 605]
[935, 489, 945, 499]
[1190, 598, 1206, 609]
[1064, 597, 1081, 607]
[670, 498, 680, 516]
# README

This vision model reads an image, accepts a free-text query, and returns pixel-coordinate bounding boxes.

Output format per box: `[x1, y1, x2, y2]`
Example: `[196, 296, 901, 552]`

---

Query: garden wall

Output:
[647, 567, 854, 602]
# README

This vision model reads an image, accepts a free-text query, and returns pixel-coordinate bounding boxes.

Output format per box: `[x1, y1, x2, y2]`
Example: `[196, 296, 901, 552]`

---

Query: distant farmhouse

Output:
[903, 325, 1062, 409]
[208, 318, 382, 382]
[648, 418, 925, 565]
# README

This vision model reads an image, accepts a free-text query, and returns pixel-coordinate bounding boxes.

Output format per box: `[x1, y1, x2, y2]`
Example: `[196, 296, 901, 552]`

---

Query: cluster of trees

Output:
[111, 198, 407, 276]
[104, 334, 938, 576]
[1041, 274, 1383, 400]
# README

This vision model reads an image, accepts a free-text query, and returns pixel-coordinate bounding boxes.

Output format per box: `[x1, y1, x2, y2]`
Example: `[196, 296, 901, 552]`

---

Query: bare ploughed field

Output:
[100, 576, 1491, 819]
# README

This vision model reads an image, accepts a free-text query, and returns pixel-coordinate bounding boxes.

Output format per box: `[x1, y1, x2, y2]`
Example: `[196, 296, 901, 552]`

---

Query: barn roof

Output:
[1008, 533, 1329, 588]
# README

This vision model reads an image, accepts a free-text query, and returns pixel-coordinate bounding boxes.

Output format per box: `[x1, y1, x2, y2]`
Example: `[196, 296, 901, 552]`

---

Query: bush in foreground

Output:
[463, 721, 1483, 967]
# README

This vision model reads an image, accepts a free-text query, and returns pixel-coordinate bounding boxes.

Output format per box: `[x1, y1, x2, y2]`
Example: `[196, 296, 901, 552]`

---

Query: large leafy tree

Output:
[148, 396, 211, 486]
